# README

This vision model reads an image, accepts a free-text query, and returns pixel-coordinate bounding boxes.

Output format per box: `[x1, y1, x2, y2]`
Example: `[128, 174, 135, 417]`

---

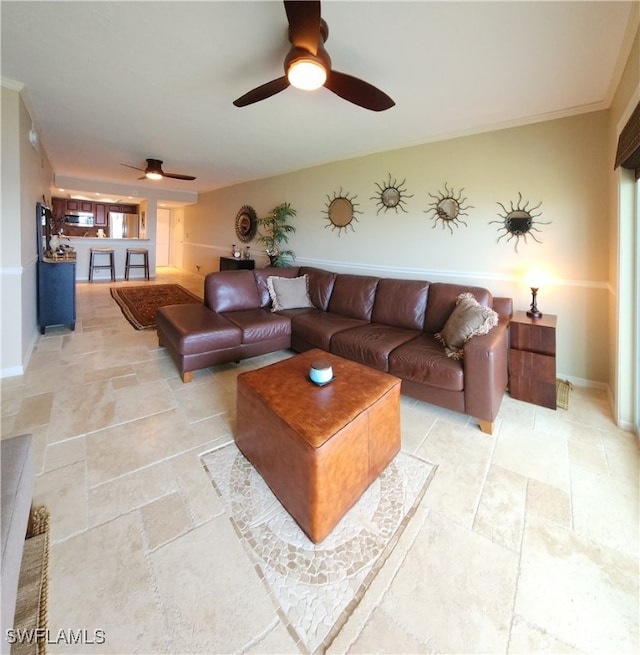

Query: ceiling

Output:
[2, 1, 637, 203]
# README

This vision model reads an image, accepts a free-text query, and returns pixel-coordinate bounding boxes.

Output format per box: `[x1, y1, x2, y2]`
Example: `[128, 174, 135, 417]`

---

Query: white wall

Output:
[1, 85, 53, 377]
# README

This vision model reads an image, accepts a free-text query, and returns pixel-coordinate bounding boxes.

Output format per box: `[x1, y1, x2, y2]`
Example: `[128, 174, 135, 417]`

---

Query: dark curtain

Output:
[615, 101, 640, 180]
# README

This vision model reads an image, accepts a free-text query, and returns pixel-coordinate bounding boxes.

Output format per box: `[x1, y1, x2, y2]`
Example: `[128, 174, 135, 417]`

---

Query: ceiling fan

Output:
[121, 159, 196, 181]
[233, 0, 394, 112]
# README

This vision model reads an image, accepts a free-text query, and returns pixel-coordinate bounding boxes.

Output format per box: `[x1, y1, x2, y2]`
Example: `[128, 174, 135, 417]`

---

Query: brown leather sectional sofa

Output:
[157, 266, 512, 434]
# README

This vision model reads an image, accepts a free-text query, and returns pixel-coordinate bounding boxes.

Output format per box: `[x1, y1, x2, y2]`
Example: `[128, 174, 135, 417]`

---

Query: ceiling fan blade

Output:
[121, 163, 145, 172]
[163, 172, 196, 181]
[233, 76, 290, 107]
[324, 70, 395, 112]
[284, 0, 321, 54]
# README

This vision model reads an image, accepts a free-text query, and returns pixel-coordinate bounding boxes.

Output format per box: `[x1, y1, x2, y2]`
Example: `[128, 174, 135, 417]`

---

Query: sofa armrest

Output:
[462, 316, 510, 424]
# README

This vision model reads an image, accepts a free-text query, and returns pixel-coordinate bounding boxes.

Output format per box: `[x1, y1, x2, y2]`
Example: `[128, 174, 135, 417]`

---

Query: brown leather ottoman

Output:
[236, 349, 401, 543]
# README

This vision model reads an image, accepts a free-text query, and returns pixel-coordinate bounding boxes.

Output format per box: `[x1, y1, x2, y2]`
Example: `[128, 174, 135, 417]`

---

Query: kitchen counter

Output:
[64, 237, 153, 282]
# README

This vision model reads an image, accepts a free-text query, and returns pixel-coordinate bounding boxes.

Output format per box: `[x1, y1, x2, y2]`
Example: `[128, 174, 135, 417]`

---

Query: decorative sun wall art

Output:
[371, 174, 413, 214]
[424, 183, 473, 233]
[489, 192, 551, 252]
[323, 189, 362, 236]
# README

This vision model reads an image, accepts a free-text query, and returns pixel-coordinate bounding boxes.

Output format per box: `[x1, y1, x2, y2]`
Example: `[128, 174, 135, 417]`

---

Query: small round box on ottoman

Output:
[236, 349, 401, 543]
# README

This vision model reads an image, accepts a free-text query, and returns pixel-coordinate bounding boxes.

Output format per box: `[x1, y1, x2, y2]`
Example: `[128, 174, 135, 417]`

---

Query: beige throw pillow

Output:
[435, 292, 499, 360]
[266, 275, 314, 311]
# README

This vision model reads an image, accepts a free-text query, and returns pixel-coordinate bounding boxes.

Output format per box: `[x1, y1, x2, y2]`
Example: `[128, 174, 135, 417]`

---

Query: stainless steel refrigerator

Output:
[109, 213, 139, 238]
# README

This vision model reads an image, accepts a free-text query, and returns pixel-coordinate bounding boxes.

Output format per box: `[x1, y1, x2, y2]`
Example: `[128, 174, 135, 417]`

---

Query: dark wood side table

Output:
[219, 256, 255, 271]
[509, 310, 557, 409]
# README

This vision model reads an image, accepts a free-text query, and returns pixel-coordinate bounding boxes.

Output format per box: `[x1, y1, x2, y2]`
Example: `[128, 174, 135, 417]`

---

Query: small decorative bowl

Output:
[309, 359, 334, 385]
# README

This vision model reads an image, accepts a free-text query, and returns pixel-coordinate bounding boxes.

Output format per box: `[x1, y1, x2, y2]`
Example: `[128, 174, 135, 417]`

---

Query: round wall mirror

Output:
[490, 193, 551, 252]
[235, 205, 257, 242]
[323, 189, 362, 236]
[425, 183, 473, 233]
[328, 198, 354, 227]
[372, 174, 413, 214]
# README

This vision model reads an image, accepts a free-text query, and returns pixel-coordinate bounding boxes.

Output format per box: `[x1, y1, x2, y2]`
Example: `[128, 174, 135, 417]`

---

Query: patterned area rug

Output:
[201, 442, 436, 654]
[110, 284, 201, 330]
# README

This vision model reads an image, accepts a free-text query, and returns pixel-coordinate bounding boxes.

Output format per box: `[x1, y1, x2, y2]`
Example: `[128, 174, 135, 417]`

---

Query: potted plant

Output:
[256, 202, 297, 267]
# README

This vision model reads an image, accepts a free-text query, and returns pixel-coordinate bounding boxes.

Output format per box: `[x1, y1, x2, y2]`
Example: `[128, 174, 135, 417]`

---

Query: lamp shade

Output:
[525, 269, 549, 289]
[287, 58, 327, 90]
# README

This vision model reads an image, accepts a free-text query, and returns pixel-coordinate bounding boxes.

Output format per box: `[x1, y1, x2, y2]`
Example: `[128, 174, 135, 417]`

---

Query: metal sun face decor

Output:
[371, 174, 413, 214]
[490, 192, 551, 252]
[425, 183, 473, 233]
[323, 189, 362, 236]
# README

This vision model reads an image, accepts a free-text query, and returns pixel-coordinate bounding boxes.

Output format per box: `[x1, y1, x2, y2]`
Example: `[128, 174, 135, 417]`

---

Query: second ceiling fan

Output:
[121, 159, 196, 181]
[233, 0, 394, 112]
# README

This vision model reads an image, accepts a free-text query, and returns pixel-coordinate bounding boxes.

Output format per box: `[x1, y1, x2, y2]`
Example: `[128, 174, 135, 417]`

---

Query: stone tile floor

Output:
[1, 267, 638, 654]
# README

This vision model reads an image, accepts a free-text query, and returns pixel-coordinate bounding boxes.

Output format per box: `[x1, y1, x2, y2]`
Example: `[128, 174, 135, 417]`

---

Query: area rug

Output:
[110, 284, 202, 330]
[201, 442, 436, 654]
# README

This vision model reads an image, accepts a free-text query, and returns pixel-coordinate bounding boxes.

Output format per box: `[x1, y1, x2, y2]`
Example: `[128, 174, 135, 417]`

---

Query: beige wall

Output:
[184, 111, 611, 385]
[1, 85, 54, 376]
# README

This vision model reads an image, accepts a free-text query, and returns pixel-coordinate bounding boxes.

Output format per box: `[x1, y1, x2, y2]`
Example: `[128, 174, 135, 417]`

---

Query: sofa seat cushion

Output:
[389, 333, 464, 391]
[331, 324, 420, 372]
[157, 304, 241, 355]
[291, 310, 368, 351]
[223, 309, 292, 344]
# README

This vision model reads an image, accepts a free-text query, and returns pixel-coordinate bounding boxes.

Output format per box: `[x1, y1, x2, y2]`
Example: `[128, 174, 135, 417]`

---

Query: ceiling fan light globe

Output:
[145, 171, 163, 180]
[287, 59, 326, 90]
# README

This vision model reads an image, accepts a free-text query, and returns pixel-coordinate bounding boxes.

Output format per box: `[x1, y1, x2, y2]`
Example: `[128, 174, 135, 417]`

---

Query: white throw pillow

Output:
[266, 275, 314, 311]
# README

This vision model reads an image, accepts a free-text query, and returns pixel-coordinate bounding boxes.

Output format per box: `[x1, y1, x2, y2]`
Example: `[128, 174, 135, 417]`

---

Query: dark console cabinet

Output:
[219, 256, 255, 271]
[38, 261, 76, 334]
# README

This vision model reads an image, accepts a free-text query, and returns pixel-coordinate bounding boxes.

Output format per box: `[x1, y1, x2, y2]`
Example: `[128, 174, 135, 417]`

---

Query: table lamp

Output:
[525, 270, 546, 319]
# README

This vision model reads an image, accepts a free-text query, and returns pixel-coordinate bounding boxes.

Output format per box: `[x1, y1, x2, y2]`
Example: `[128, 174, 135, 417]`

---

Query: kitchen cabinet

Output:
[37, 260, 76, 333]
[52, 198, 139, 225]
[509, 311, 557, 409]
[108, 203, 137, 214]
[60, 199, 93, 213]
[52, 198, 65, 218]
[95, 203, 107, 227]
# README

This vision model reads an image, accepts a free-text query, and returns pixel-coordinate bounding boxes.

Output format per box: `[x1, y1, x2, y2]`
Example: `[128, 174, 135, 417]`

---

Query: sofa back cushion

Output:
[253, 267, 300, 308]
[424, 283, 493, 333]
[372, 278, 430, 330]
[328, 274, 379, 321]
[205, 270, 261, 312]
[299, 266, 337, 311]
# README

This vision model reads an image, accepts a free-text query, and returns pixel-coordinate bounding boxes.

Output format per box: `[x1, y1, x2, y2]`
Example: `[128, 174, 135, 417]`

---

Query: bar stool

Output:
[88, 247, 115, 282]
[125, 247, 150, 280]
